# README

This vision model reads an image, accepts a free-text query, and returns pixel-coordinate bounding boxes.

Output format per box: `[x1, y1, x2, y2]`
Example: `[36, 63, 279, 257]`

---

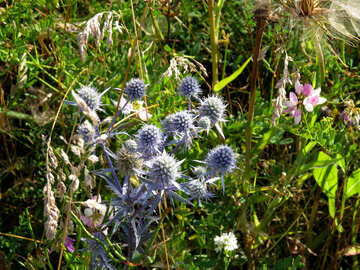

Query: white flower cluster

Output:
[214, 232, 238, 254]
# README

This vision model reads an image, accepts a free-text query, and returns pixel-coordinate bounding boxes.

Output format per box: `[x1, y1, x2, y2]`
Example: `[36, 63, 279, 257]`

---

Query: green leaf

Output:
[163, 44, 171, 53]
[0, 108, 33, 121]
[345, 169, 360, 199]
[213, 56, 252, 92]
[335, 153, 346, 173]
[313, 152, 338, 218]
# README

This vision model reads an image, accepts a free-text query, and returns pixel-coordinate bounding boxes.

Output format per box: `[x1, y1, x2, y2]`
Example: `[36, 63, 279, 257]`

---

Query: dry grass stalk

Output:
[162, 55, 208, 81]
[77, 11, 123, 62]
[43, 180, 60, 240]
[17, 52, 27, 88]
[272, 53, 294, 126]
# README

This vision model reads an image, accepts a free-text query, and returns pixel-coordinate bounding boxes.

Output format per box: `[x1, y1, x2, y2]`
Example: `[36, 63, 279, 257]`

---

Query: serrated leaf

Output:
[213, 56, 252, 92]
[345, 169, 360, 199]
[313, 152, 338, 218]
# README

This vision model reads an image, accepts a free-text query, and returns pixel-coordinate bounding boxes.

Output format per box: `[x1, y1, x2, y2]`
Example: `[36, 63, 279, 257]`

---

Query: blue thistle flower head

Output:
[162, 114, 176, 135]
[205, 145, 237, 176]
[136, 124, 164, 159]
[179, 76, 201, 98]
[205, 145, 237, 193]
[124, 78, 146, 102]
[187, 179, 214, 204]
[76, 86, 103, 111]
[171, 111, 195, 134]
[199, 95, 226, 124]
[77, 120, 97, 143]
[148, 151, 182, 189]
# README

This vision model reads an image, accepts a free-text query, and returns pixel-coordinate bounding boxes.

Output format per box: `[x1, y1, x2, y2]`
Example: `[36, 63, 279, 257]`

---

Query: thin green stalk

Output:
[208, 0, 219, 89]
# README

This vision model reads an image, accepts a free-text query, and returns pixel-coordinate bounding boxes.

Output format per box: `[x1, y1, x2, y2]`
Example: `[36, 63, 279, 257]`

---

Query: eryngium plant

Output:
[124, 78, 146, 102]
[205, 145, 237, 192]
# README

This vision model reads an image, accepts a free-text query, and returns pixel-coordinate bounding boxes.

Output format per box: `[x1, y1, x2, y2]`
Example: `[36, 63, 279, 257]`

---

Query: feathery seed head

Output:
[199, 95, 226, 124]
[75, 86, 102, 111]
[179, 76, 202, 98]
[148, 152, 181, 187]
[124, 78, 146, 102]
[205, 145, 237, 176]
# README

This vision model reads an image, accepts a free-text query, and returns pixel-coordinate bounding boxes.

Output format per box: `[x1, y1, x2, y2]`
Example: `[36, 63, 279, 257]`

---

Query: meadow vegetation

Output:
[0, 0, 360, 269]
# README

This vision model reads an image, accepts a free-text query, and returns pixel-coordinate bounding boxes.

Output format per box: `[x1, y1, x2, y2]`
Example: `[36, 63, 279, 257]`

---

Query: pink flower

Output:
[285, 92, 302, 125]
[284, 82, 326, 125]
[65, 237, 75, 253]
[303, 88, 327, 112]
[80, 195, 112, 232]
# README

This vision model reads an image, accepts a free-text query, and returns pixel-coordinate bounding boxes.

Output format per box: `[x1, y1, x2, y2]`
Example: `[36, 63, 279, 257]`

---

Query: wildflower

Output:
[162, 111, 198, 150]
[179, 76, 202, 99]
[340, 99, 360, 127]
[76, 86, 103, 112]
[199, 95, 227, 139]
[135, 124, 164, 159]
[65, 237, 75, 253]
[285, 82, 326, 124]
[199, 95, 226, 124]
[171, 111, 195, 134]
[214, 232, 238, 254]
[124, 78, 146, 102]
[187, 177, 217, 205]
[275, 0, 360, 79]
[147, 151, 183, 190]
[162, 114, 177, 135]
[81, 195, 109, 229]
[205, 145, 237, 193]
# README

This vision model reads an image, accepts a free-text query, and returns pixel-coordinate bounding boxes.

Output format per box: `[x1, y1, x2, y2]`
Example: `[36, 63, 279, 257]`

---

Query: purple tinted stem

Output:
[101, 144, 121, 191]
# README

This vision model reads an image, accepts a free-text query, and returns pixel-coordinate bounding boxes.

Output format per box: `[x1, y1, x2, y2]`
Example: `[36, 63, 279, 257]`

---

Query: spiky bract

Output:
[124, 78, 146, 102]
